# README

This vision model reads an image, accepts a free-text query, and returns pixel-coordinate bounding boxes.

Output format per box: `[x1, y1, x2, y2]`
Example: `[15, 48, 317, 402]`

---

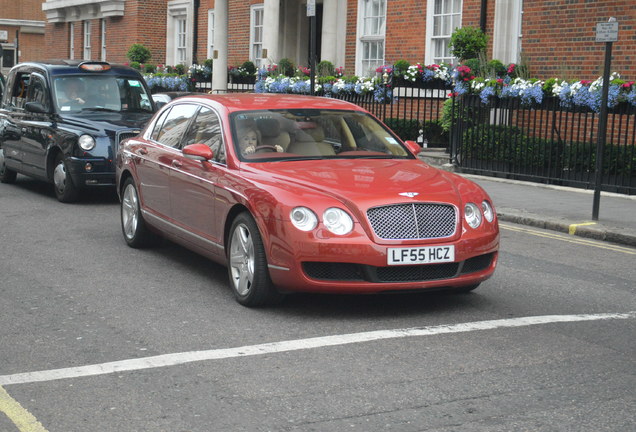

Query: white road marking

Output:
[1, 312, 634, 387]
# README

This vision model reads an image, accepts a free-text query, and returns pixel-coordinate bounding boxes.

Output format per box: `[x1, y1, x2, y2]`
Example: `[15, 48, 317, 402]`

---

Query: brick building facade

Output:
[14, 1, 636, 86]
[0, 0, 46, 74]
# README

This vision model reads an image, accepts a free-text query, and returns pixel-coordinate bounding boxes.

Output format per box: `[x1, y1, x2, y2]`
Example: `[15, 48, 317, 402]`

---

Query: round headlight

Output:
[464, 202, 482, 229]
[290, 207, 318, 232]
[78, 134, 96, 151]
[482, 200, 495, 223]
[323, 207, 354, 235]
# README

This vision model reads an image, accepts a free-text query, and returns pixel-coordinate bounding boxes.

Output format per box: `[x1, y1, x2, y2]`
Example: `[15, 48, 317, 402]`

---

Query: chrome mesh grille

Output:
[367, 203, 456, 240]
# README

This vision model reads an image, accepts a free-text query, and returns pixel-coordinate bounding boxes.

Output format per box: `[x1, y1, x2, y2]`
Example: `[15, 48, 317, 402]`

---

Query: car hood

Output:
[245, 158, 482, 210]
[59, 111, 153, 135]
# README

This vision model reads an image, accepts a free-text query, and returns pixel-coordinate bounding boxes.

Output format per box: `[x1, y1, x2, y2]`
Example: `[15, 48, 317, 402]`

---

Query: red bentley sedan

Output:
[116, 94, 499, 306]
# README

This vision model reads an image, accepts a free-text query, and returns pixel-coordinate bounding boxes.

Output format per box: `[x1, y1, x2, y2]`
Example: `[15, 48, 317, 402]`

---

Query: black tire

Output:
[52, 153, 80, 202]
[455, 283, 480, 293]
[120, 177, 158, 248]
[0, 146, 17, 184]
[227, 212, 283, 307]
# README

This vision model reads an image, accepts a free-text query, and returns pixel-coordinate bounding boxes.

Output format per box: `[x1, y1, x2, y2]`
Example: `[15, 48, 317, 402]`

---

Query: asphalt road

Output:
[1, 176, 635, 432]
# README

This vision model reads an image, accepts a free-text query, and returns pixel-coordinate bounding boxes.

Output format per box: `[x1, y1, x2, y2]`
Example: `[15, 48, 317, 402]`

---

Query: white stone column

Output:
[212, 0, 228, 93]
[321, 0, 338, 64]
[262, 0, 280, 64]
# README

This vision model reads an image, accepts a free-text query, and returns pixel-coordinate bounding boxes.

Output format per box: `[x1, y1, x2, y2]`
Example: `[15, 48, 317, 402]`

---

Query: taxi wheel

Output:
[227, 212, 284, 307]
[53, 154, 79, 202]
[120, 177, 157, 248]
[0, 146, 17, 184]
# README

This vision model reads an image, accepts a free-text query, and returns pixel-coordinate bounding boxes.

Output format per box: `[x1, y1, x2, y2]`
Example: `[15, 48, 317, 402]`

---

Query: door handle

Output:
[171, 160, 182, 168]
[137, 148, 148, 155]
[21, 127, 27, 133]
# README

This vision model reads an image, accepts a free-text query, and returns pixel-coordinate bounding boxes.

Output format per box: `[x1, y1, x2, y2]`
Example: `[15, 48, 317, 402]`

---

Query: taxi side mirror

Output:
[183, 143, 214, 161]
[25, 102, 51, 114]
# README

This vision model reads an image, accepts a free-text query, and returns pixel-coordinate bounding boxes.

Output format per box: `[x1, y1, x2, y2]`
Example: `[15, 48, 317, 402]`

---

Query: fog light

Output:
[84, 163, 93, 172]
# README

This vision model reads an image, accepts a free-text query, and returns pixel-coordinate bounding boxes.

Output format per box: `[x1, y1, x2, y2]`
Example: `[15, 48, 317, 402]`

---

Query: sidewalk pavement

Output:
[418, 149, 636, 248]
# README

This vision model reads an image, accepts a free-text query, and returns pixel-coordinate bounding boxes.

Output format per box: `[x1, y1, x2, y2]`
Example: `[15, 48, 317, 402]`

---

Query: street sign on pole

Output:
[595, 22, 618, 42]
[592, 18, 618, 221]
[307, 0, 315, 17]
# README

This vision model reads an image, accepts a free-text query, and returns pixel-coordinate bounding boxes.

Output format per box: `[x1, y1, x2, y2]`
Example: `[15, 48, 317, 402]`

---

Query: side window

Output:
[183, 106, 225, 163]
[155, 104, 198, 148]
[150, 108, 171, 142]
[10, 73, 31, 109]
[26, 75, 50, 111]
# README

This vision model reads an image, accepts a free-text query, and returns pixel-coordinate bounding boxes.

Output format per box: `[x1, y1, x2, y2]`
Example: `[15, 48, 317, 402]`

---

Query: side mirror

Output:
[183, 143, 213, 161]
[404, 140, 422, 155]
[25, 102, 51, 114]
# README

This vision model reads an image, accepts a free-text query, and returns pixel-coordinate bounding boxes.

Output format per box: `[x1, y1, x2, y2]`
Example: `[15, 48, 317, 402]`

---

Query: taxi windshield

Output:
[53, 76, 153, 113]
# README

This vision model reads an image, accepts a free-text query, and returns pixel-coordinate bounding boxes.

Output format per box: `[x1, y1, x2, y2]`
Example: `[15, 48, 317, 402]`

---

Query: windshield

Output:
[231, 109, 413, 162]
[53, 75, 153, 113]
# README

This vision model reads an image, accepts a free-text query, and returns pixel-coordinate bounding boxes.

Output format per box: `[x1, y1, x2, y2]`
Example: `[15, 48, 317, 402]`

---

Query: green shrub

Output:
[393, 59, 410, 75]
[204, 58, 214, 69]
[384, 118, 420, 141]
[462, 58, 481, 76]
[278, 58, 295, 77]
[241, 61, 257, 75]
[449, 27, 487, 61]
[174, 64, 186, 75]
[129, 61, 140, 70]
[127, 44, 152, 64]
[487, 59, 507, 78]
[317, 60, 335, 77]
[143, 64, 156, 73]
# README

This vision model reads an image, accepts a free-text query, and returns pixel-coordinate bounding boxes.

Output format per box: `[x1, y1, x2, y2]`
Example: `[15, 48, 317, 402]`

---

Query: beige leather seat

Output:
[256, 118, 291, 151]
[287, 123, 336, 156]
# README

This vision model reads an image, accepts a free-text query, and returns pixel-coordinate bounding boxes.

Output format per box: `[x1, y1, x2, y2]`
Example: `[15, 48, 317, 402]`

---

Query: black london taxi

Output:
[0, 60, 155, 202]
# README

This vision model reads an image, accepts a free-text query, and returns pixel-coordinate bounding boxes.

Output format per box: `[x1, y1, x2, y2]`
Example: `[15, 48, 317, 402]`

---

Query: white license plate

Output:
[387, 245, 455, 265]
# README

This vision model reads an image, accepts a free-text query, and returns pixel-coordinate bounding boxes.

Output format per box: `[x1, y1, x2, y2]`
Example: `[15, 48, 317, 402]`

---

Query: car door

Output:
[0, 70, 31, 173]
[135, 103, 197, 220]
[19, 72, 54, 178]
[169, 105, 224, 250]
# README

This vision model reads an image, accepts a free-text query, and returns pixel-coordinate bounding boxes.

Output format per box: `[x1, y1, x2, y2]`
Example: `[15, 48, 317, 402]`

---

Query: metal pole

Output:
[592, 41, 612, 221]
[310, 14, 316, 96]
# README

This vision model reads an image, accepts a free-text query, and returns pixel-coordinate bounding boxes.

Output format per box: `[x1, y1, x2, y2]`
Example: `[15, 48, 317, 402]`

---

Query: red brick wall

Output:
[0, 0, 45, 64]
[522, 0, 636, 80]
[384, 1, 427, 63]
[227, 0, 260, 67]
[344, 0, 358, 74]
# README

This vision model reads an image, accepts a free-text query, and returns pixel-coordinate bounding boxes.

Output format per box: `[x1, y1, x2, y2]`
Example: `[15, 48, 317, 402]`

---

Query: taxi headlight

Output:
[482, 200, 495, 223]
[78, 134, 96, 151]
[464, 202, 482, 229]
[290, 207, 318, 232]
[323, 207, 353, 235]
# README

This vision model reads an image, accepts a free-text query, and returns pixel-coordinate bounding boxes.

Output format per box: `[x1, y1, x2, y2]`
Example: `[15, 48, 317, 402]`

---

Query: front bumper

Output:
[267, 229, 500, 294]
[66, 156, 116, 187]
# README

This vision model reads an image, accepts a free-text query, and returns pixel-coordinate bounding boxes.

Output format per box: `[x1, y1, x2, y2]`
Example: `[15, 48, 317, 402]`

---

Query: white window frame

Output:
[250, 4, 264, 68]
[83, 20, 91, 60]
[69, 22, 75, 60]
[176, 17, 187, 64]
[166, 0, 193, 67]
[101, 19, 107, 61]
[207, 9, 215, 60]
[425, 0, 462, 65]
[356, 0, 386, 76]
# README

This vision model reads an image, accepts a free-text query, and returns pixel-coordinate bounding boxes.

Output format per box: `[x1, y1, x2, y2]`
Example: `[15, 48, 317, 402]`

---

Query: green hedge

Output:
[461, 124, 636, 177]
[384, 118, 449, 147]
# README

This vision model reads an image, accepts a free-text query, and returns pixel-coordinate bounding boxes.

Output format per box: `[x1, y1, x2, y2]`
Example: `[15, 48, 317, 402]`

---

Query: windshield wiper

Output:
[81, 107, 119, 112]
